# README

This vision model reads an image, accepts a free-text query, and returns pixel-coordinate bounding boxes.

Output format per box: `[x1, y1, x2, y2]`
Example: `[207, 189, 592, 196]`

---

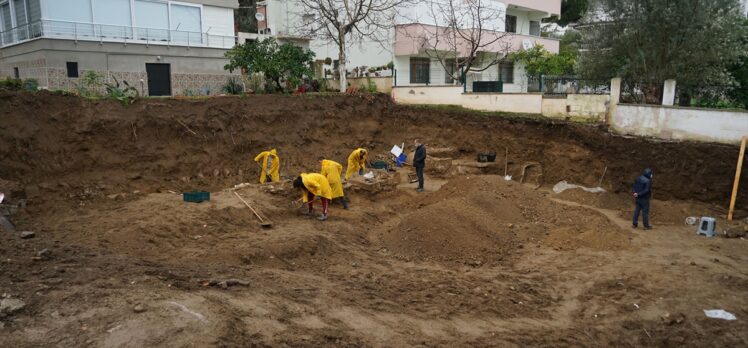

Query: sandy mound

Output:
[381, 176, 632, 264]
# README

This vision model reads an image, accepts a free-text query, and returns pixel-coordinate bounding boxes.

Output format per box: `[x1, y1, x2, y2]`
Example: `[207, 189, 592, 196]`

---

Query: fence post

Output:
[662, 79, 677, 106]
[393, 68, 397, 87]
[608, 77, 622, 125]
[539, 74, 544, 94]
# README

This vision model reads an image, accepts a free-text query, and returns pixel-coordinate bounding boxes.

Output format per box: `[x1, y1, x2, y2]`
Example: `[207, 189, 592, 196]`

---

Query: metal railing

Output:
[529, 76, 610, 96]
[0, 20, 238, 49]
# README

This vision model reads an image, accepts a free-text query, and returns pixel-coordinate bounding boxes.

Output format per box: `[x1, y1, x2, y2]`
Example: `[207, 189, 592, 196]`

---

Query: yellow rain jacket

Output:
[254, 149, 280, 183]
[320, 159, 344, 199]
[300, 173, 333, 202]
[345, 148, 368, 179]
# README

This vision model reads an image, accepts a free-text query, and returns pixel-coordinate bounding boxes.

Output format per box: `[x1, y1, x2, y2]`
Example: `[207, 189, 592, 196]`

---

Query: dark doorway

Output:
[146, 63, 171, 96]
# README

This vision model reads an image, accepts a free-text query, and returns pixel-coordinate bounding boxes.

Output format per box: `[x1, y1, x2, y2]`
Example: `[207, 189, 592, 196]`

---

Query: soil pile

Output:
[381, 176, 632, 264]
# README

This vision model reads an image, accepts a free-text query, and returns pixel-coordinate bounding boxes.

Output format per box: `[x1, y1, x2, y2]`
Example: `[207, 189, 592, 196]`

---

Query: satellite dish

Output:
[255, 13, 265, 21]
[522, 39, 534, 50]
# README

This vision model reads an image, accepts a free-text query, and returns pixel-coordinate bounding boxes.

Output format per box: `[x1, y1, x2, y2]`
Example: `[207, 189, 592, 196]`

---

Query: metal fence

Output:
[528, 76, 610, 96]
[675, 84, 747, 109]
[0, 20, 238, 49]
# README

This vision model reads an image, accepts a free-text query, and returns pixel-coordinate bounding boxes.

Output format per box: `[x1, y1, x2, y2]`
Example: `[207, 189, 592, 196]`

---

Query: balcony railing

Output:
[0, 20, 238, 49]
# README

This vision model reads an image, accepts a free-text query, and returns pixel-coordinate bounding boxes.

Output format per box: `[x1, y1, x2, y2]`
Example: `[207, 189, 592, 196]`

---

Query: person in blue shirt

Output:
[632, 168, 653, 230]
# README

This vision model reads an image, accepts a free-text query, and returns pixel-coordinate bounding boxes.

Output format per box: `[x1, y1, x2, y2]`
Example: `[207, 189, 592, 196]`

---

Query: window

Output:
[47, 0, 92, 22]
[499, 61, 514, 84]
[410, 57, 430, 84]
[302, 14, 315, 25]
[444, 59, 457, 84]
[1, 3, 12, 32]
[134, 0, 168, 40]
[94, 0, 132, 26]
[333, 60, 339, 70]
[530, 21, 540, 36]
[505, 15, 517, 33]
[13, 67, 19, 79]
[66, 62, 79, 78]
[12, 0, 28, 39]
[169, 3, 201, 43]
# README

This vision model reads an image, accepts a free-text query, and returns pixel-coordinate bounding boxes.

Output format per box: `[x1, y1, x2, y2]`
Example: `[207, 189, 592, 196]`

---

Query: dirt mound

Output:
[381, 176, 633, 264]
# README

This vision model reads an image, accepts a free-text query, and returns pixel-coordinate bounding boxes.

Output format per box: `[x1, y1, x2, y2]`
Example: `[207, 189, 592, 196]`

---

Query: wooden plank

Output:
[728, 136, 747, 221]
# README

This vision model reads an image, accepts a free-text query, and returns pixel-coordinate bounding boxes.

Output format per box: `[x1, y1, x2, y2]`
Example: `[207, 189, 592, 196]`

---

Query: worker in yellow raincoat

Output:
[345, 148, 368, 180]
[320, 158, 349, 209]
[293, 173, 333, 221]
[254, 149, 280, 183]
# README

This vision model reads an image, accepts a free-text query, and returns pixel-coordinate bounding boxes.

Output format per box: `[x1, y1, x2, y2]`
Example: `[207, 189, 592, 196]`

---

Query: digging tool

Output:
[728, 136, 747, 221]
[233, 191, 272, 228]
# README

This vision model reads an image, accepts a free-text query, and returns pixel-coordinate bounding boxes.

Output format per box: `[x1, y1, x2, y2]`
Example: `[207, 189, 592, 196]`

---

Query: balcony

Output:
[394, 24, 559, 56]
[0, 20, 238, 49]
[504, 0, 561, 16]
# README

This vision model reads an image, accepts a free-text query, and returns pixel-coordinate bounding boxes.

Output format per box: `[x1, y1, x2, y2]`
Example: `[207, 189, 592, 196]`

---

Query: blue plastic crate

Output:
[183, 191, 210, 203]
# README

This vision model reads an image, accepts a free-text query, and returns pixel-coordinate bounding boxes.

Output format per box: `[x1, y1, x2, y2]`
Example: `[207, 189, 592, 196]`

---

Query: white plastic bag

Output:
[363, 171, 375, 179]
[552, 180, 606, 194]
[704, 309, 737, 320]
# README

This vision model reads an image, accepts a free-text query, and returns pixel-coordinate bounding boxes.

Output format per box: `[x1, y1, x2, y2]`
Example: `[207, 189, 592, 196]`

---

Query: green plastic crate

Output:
[183, 191, 210, 203]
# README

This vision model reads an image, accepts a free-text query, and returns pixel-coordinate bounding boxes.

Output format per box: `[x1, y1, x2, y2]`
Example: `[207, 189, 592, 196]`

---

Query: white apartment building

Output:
[252, 0, 560, 92]
[0, 0, 239, 96]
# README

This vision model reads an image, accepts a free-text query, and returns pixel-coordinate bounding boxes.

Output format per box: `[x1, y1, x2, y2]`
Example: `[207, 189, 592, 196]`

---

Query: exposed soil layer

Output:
[1, 92, 747, 347]
[0, 91, 745, 205]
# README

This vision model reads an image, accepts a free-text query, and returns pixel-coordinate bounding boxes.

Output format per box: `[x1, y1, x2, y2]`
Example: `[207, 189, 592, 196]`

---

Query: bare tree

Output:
[399, 0, 513, 84]
[302, 0, 409, 92]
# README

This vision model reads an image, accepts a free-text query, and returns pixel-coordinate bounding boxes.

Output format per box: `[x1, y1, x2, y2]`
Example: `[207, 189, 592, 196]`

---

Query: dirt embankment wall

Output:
[0, 91, 745, 205]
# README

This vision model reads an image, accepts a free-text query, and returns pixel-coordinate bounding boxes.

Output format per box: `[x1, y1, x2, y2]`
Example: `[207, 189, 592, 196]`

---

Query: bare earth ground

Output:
[1, 92, 747, 347]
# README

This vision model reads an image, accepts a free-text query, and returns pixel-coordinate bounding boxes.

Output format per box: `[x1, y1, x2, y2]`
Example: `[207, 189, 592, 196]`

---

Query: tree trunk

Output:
[338, 34, 347, 93]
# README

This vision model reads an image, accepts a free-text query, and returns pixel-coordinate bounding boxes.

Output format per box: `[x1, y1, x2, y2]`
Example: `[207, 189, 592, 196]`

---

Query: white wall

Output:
[392, 86, 543, 114]
[611, 104, 748, 144]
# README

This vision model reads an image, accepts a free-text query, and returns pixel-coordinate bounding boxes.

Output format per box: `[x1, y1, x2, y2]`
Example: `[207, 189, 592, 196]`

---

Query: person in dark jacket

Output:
[632, 168, 653, 229]
[413, 139, 427, 192]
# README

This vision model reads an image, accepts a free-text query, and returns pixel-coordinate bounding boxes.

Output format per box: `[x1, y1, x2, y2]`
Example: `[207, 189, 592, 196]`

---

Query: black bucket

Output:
[477, 152, 497, 163]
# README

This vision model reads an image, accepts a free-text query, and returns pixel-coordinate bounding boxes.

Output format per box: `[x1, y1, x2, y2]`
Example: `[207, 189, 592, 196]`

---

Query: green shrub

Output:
[366, 77, 378, 93]
[22, 78, 39, 91]
[317, 78, 329, 92]
[0, 77, 22, 90]
[104, 76, 139, 104]
[77, 71, 104, 97]
[222, 77, 245, 95]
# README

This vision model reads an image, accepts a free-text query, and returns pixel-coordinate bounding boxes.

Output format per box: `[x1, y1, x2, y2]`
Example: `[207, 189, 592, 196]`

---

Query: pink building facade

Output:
[393, 0, 561, 92]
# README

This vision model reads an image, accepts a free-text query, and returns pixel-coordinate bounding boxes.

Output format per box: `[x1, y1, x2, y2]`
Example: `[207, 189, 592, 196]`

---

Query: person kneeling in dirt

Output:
[254, 149, 280, 183]
[345, 148, 368, 180]
[632, 168, 653, 230]
[413, 139, 427, 192]
[320, 157, 349, 209]
[294, 173, 333, 221]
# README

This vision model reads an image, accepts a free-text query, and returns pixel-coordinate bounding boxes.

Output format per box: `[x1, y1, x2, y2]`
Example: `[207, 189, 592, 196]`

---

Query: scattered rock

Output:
[724, 226, 746, 238]
[20, 231, 35, 239]
[133, 304, 146, 313]
[690, 261, 696, 266]
[0, 298, 26, 317]
[37, 249, 53, 261]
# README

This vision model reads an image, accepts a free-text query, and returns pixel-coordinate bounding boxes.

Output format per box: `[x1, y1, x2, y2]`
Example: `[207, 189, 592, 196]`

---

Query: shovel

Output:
[233, 191, 273, 228]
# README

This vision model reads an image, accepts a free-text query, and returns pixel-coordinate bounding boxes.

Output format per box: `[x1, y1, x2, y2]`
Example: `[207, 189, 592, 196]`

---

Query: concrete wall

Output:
[0, 39, 237, 96]
[327, 77, 393, 93]
[611, 104, 748, 144]
[542, 94, 610, 122]
[392, 86, 543, 114]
